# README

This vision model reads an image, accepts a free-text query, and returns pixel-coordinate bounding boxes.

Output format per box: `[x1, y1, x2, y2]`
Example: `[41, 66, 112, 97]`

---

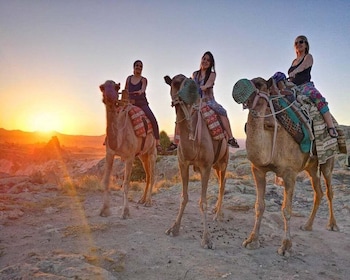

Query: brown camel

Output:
[164, 74, 229, 249]
[99, 80, 157, 219]
[232, 77, 339, 256]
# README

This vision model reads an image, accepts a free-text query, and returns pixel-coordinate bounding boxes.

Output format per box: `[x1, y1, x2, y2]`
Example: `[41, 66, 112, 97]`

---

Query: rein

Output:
[172, 78, 202, 160]
[248, 91, 281, 166]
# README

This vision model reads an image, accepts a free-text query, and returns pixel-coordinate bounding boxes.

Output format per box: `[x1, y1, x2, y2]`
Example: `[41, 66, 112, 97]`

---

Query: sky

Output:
[1, 0, 349, 139]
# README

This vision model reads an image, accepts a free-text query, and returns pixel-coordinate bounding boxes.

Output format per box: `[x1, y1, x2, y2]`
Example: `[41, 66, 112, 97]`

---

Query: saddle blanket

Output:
[271, 92, 347, 164]
[201, 105, 225, 140]
[128, 106, 152, 137]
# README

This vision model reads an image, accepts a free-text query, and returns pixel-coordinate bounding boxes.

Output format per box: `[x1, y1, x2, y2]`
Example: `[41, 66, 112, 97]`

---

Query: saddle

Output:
[200, 104, 225, 141]
[116, 90, 152, 138]
[269, 85, 347, 164]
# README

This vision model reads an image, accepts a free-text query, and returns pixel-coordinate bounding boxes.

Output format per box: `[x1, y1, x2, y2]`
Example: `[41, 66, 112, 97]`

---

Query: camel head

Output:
[164, 74, 199, 106]
[99, 80, 121, 105]
[232, 77, 271, 110]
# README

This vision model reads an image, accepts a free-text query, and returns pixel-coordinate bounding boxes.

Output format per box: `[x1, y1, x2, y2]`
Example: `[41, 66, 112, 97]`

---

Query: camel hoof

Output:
[121, 208, 130, 219]
[202, 239, 215, 249]
[327, 224, 340, 232]
[242, 239, 260, 250]
[300, 224, 312, 231]
[277, 239, 292, 257]
[165, 225, 179, 236]
[100, 207, 111, 217]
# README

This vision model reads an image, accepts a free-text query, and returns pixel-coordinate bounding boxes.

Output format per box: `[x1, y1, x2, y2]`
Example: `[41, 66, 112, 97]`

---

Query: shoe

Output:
[228, 138, 239, 148]
[166, 142, 178, 152]
[327, 127, 338, 138]
[156, 145, 163, 154]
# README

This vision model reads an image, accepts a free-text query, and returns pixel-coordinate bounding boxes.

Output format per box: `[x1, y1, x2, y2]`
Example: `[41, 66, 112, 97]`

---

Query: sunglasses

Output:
[294, 40, 306, 45]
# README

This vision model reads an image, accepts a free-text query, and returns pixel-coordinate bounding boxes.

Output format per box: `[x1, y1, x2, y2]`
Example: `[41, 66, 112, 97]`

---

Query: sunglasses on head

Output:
[295, 40, 306, 45]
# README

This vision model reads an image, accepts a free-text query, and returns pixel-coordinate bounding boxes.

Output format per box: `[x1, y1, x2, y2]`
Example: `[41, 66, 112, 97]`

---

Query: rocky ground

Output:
[0, 142, 350, 280]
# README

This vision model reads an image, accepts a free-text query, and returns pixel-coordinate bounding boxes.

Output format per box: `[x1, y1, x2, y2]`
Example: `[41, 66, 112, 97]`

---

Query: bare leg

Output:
[220, 115, 233, 139]
[323, 111, 338, 137]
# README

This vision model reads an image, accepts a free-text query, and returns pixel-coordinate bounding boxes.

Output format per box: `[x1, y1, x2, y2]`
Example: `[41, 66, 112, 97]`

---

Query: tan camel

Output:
[164, 74, 229, 249]
[99, 80, 157, 219]
[232, 77, 339, 256]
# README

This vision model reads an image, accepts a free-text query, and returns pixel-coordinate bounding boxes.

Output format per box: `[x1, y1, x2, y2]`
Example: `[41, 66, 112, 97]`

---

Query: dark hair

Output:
[199, 51, 215, 84]
[133, 60, 143, 67]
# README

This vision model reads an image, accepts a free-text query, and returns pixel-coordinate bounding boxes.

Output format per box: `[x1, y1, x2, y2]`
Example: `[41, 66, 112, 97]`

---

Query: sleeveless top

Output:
[288, 56, 312, 86]
[193, 71, 214, 100]
[127, 75, 149, 106]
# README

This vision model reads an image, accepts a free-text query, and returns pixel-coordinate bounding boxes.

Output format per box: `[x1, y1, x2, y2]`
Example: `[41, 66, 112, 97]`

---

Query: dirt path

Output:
[1, 170, 350, 280]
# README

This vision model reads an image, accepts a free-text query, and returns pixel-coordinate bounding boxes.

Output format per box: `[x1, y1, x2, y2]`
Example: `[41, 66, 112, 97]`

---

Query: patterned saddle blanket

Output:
[270, 94, 347, 164]
[127, 105, 152, 137]
[201, 104, 225, 140]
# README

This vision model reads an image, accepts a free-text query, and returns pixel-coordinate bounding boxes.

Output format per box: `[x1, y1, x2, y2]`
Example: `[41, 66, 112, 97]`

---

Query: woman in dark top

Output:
[288, 35, 338, 138]
[125, 60, 162, 152]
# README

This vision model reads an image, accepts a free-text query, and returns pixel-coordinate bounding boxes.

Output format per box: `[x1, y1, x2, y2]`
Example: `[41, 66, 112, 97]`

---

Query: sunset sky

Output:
[1, 0, 349, 138]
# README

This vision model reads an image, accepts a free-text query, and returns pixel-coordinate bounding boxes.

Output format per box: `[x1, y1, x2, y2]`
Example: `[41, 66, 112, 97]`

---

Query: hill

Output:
[0, 128, 105, 147]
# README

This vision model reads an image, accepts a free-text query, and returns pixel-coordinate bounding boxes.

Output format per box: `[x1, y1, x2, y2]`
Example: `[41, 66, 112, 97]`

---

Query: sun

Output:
[29, 112, 63, 132]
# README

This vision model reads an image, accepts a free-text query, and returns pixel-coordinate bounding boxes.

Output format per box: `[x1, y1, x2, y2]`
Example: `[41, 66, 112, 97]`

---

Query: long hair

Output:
[200, 51, 216, 84]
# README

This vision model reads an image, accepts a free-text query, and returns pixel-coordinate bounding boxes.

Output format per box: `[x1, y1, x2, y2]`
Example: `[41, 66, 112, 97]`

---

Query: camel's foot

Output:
[121, 207, 130, 219]
[300, 224, 313, 231]
[138, 198, 152, 207]
[242, 237, 260, 250]
[212, 208, 224, 222]
[277, 239, 292, 257]
[165, 223, 180, 236]
[327, 222, 339, 232]
[201, 233, 215, 249]
[100, 206, 111, 217]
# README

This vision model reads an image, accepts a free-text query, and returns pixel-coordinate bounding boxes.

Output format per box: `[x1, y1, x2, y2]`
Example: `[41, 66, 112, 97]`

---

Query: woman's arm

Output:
[289, 54, 313, 78]
[200, 72, 216, 91]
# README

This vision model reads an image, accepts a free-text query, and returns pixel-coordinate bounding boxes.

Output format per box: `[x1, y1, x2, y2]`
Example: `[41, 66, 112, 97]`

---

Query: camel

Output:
[232, 77, 339, 256]
[164, 74, 229, 249]
[99, 80, 157, 219]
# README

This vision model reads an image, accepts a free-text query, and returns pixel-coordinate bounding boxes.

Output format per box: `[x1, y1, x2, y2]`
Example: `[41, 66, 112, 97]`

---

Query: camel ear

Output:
[99, 84, 105, 92]
[266, 78, 273, 90]
[115, 83, 121, 92]
[164, 75, 172, 85]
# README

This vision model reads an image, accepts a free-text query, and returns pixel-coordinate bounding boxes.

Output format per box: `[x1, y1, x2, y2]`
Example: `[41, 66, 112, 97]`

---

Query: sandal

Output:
[228, 138, 240, 148]
[166, 142, 178, 152]
[327, 127, 338, 138]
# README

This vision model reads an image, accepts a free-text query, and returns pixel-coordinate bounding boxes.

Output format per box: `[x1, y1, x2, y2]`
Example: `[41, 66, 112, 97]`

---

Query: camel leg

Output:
[199, 167, 214, 249]
[243, 166, 266, 250]
[165, 162, 189, 237]
[321, 160, 339, 231]
[138, 152, 155, 207]
[277, 174, 295, 256]
[121, 159, 133, 219]
[212, 167, 226, 221]
[100, 152, 114, 217]
[301, 168, 323, 231]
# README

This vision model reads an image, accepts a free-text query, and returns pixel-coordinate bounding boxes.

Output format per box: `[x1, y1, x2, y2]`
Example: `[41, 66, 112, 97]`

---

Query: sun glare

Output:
[29, 112, 63, 132]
